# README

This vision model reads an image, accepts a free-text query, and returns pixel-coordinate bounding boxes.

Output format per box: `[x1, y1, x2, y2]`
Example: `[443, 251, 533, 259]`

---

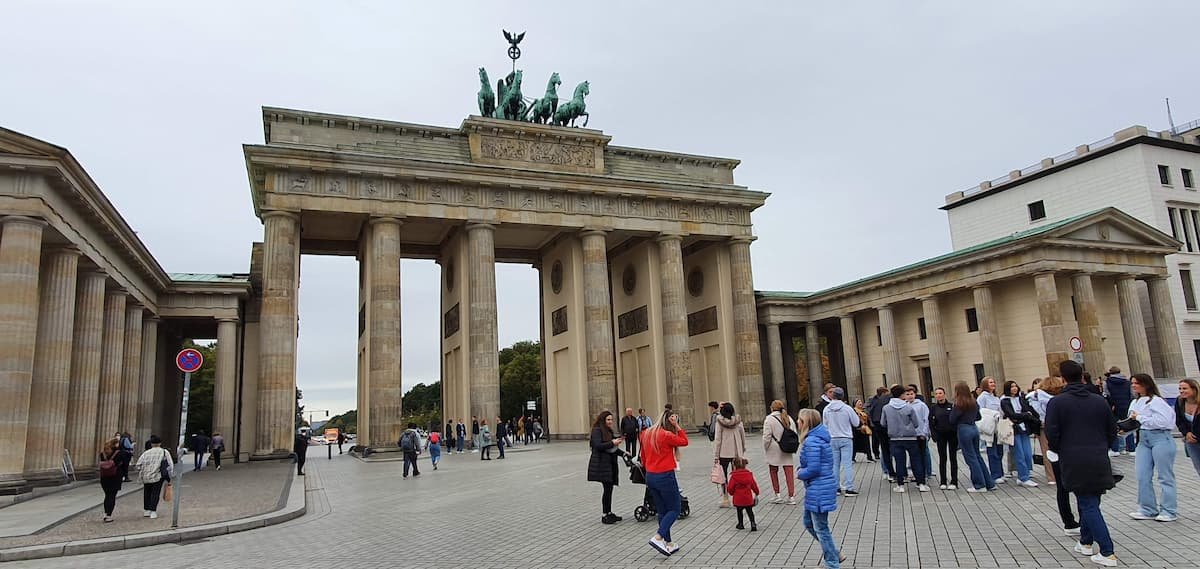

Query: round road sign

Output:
[1068, 336, 1084, 352]
[176, 348, 204, 373]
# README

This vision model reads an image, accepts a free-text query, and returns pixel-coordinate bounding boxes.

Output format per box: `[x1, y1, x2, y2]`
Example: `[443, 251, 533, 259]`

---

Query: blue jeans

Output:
[831, 437, 855, 491]
[1011, 434, 1033, 482]
[1186, 441, 1200, 478]
[645, 471, 681, 543]
[1135, 429, 1177, 517]
[890, 439, 924, 485]
[1110, 403, 1135, 452]
[497, 438, 505, 458]
[957, 424, 993, 490]
[986, 442, 1005, 481]
[803, 510, 841, 569]
[1077, 493, 1114, 556]
[429, 443, 441, 465]
[456, 435, 464, 452]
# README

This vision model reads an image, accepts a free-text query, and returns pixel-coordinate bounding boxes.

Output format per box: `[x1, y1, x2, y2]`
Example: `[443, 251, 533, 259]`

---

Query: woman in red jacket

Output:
[639, 408, 689, 556]
[725, 456, 760, 531]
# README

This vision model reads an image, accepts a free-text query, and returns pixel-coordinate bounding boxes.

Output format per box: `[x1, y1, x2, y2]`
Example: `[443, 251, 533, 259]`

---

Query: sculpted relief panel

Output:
[478, 135, 596, 168]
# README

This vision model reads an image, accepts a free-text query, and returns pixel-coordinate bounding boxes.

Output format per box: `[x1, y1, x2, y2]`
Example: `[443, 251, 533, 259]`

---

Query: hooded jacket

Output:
[821, 400, 861, 439]
[929, 399, 955, 437]
[713, 415, 747, 459]
[881, 399, 918, 440]
[867, 393, 890, 425]
[1045, 382, 1117, 495]
[796, 424, 837, 513]
[1105, 374, 1132, 409]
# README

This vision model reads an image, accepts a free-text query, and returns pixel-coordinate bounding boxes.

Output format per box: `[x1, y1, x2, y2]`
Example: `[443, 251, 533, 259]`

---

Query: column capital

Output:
[46, 245, 82, 257]
[970, 283, 993, 291]
[368, 216, 405, 227]
[655, 232, 685, 244]
[579, 227, 610, 238]
[2, 215, 47, 228]
[216, 317, 239, 324]
[260, 210, 300, 222]
[1140, 274, 1169, 282]
[466, 221, 496, 232]
[728, 235, 757, 245]
[839, 313, 856, 322]
[144, 315, 161, 323]
[105, 287, 127, 298]
[1032, 269, 1058, 278]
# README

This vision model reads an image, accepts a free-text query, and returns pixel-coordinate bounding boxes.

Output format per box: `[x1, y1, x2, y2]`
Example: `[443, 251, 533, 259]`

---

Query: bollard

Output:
[328, 443, 332, 460]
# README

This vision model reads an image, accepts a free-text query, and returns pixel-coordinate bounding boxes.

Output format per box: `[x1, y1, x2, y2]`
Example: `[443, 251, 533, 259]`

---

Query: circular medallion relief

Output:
[445, 258, 456, 292]
[687, 268, 704, 297]
[622, 264, 637, 296]
[551, 260, 564, 294]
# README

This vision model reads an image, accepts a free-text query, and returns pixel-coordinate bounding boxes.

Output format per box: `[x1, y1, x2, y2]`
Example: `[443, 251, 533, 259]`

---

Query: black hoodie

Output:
[1045, 382, 1118, 495]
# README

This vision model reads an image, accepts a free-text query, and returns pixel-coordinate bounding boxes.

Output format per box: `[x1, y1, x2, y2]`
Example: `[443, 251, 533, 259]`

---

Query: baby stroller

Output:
[623, 454, 690, 522]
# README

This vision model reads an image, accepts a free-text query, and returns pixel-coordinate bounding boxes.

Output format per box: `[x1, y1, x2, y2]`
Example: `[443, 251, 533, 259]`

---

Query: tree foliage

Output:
[325, 409, 357, 434]
[183, 341, 216, 436]
[499, 340, 541, 420]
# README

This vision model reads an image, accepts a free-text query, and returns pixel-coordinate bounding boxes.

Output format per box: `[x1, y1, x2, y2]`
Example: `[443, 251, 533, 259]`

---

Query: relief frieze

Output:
[479, 135, 596, 168]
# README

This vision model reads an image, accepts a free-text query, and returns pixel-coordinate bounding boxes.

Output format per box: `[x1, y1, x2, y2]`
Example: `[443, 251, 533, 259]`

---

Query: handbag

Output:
[710, 461, 725, 484]
[158, 453, 171, 482]
[1116, 416, 1141, 433]
[162, 482, 173, 502]
[98, 452, 117, 478]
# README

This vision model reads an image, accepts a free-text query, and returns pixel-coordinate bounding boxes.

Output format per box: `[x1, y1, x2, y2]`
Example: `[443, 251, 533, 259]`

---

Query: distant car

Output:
[310, 436, 326, 445]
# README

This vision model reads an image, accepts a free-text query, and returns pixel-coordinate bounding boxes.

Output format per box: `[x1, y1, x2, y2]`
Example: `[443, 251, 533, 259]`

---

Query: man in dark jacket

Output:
[293, 429, 309, 475]
[494, 416, 507, 459]
[866, 386, 892, 474]
[471, 416, 480, 452]
[1046, 360, 1118, 565]
[1103, 366, 1135, 455]
[189, 431, 211, 472]
[619, 408, 640, 456]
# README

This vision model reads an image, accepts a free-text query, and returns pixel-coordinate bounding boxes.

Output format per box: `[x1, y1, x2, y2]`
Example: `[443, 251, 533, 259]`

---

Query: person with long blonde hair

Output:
[796, 408, 844, 568]
[1176, 378, 1200, 477]
[639, 407, 689, 556]
[761, 399, 797, 504]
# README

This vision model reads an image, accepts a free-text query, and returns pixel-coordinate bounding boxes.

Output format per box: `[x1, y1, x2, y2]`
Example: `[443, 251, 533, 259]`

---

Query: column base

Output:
[23, 469, 71, 488]
[366, 445, 403, 455]
[0, 478, 31, 496]
[249, 449, 292, 461]
[73, 466, 100, 481]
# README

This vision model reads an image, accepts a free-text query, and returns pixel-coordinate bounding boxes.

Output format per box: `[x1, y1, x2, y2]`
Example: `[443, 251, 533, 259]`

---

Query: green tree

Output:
[295, 388, 307, 430]
[325, 409, 358, 434]
[499, 340, 541, 420]
[183, 341, 216, 436]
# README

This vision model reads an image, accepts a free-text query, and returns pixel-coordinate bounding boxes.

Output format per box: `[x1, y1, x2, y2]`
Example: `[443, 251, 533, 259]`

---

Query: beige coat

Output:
[712, 415, 746, 460]
[762, 411, 797, 466]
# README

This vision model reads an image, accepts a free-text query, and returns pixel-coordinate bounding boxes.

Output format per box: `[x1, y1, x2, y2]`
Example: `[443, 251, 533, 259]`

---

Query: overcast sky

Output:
[5, 2, 1198, 417]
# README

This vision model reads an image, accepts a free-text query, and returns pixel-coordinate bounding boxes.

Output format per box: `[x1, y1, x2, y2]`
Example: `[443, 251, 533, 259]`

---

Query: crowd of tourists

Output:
[586, 360, 1200, 567]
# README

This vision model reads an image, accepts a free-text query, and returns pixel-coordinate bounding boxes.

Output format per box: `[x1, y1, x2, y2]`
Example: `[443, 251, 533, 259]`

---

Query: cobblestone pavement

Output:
[9, 436, 1198, 568]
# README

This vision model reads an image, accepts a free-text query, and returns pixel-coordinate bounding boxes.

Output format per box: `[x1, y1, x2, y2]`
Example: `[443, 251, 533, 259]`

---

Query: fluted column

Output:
[972, 285, 1006, 380]
[137, 316, 159, 448]
[581, 230, 616, 418]
[840, 315, 863, 403]
[805, 322, 823, 406]
[920, 296, 950, 391]
[0, 216, 45, 493]
[119, 304, 144, 435]
[1116, 276, 1152, 375]
[255, 211, 299, 459]
[467, 223, 500, 425]
[23, 247, 80, 485]
[765, 323, 786, 403]
[1034, 272, 1069, 376]
[1071, 273, 1105, 376]
[728, 237, 764, 423]
[213, 318, 238, 455]
[657, 234, 694, 426]
[65, 271, 107, 478]
[878, 305, 903, 387]
[95, 290, 126, 452]
[1146, 276, 1187, 378]
[368, 218, 403, 449]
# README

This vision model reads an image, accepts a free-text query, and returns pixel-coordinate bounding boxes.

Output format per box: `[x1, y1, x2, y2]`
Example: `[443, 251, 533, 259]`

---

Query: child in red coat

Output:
[725, 457, 760, 531]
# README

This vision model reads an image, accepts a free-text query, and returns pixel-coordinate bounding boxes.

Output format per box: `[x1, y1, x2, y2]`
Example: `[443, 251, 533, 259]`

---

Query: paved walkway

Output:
[0, 459, 291, 550]
[6, 436, 1198, 568]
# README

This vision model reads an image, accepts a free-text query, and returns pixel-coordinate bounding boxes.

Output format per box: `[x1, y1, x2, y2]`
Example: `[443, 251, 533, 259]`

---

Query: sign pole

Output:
[171, 347, 203, 530]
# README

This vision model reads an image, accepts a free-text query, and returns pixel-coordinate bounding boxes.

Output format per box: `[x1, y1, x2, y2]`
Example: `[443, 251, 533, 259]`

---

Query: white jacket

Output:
[135, 446, 174, 484]
[977, 407, 1014, 447]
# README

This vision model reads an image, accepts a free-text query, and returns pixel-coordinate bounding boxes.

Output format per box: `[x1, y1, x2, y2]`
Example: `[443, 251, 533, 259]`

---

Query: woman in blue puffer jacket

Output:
[797, 408, 843, 569]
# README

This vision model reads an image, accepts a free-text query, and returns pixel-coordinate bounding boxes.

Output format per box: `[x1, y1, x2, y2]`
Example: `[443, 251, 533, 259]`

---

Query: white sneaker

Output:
[994, 477, 1007, 485]
[1064, 527, 1081, 536]
[1128, 511, 1155, 521]
[770, 494, 783, 504]
[917, 484, 931, 492]
[786, 496, 797, 505]
[1155, 513, 1177, 522]
[965, 487, 986, 493]
[648, 536, 670, 556]
[938, 484, 947, 490]
[149, 512, 158, 519]
[143, 510, 150, 518]
[1090, 553, 1117, 567]
[1108, 450, 1120, 457]
[1018, 480, 1039, 488]
[893, 486, 905, 493]
[665, 542, 680, 555]
[102, 515, 113, 523]
[1074, 543, 1095, 556]
[947, 484, 957, 490]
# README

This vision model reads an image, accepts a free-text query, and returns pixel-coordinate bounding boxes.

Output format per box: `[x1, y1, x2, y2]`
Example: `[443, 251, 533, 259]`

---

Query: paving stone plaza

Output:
[6, 439, 1195, 569]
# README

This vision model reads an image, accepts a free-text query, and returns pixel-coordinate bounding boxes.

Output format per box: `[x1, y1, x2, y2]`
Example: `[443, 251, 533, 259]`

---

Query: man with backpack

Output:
[399, 423, 422, 478]
[1103, 366, 1135, 456]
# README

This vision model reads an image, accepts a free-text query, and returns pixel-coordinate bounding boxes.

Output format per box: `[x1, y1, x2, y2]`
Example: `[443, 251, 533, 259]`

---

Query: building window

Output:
[1182, 269, 1198, 311]
[917, 317, 927, 340]
[876, 325, 882, 346]
[1169, 207, 1180, 239]
[1192, 210, 1200, 251]
[1159, 164, 1172, 185]
[965, 308, 979, 332]
[1184, 212, 1196, 253]
[973, 363, 985, 383]
[1194, 339, 1200, 371]
[1184, 169, 1195, 189]
[1028, 200, 1046, 221]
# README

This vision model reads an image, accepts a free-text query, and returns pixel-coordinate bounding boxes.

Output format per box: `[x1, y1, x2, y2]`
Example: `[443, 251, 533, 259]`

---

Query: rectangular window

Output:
[1194, 339, 1200, 372]
[965, 308, 979, 332]
[973, 363, 985, 383]
[1183, 211, 1195, 253]
[876, 325, 882, 346]
[1184, 168, 1195, 189]
[1182, 269, 1197, 311]
[1159, 164, 1172, 185]
[1191, 210, 1200, 251]
[1027, 200, 1046, 221]
[1169, 207, 1180, 239]
[917, 317, 927, 340]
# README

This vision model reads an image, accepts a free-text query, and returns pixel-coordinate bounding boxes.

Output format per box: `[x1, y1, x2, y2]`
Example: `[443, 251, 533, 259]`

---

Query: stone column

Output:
[1146, 277, 1187, 378]
[255, 211, 299, 459]
[765, 323, 786, 403]
[656, 234, 694, 426]
[95, 290, 126, 453]
[1034, 272, 1069, 376]
[119, 304, 144, 435]
[213, 318, 238, 455]
[368, 218, 403, 449]
[972, 285, 1006, 380]
[878, 305, 903, 386]
[840, 315, 863, 403]
[65, 271, 107, 478]
[0, 217, 45, 493]
[467, 223, 500, 425]
[1071, 273, 1105, 376]
[728, 237, 764, 423]
[23, 247, 80, 485]
[920, 296, 951, 391]
[580, 229, 616, 418]
[805, 322, 823, 406]
[1116, 276, 1152, 375]
[137, 316, 159, 448]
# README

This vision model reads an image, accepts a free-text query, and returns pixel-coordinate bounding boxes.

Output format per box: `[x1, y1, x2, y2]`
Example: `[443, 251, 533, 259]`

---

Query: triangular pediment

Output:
[1043, 207, 1180, 249]
[0, 128, 64, 158]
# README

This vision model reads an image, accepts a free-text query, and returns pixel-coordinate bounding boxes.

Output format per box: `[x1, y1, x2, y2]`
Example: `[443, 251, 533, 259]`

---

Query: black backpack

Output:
[399, 431, 418, 452]
[772, 416, 800, 453]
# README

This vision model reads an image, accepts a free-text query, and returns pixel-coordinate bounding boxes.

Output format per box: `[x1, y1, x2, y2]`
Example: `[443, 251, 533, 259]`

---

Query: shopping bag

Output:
[162, 482, 173, 502]
[710, 461, 724, 484]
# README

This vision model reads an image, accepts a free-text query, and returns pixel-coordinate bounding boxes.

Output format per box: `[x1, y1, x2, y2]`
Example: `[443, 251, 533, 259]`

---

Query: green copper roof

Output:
[169, 273, 250, 284]
[756, 208, 1107, 302]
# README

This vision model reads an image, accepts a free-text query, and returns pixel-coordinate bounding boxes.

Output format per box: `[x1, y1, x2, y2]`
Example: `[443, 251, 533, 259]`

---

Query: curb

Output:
[0, 471, 306, 563]
[352, 444, 545, 462]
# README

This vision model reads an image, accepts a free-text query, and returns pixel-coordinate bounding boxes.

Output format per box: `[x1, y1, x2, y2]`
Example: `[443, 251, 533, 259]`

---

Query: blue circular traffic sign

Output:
[176, 348, 204, 373]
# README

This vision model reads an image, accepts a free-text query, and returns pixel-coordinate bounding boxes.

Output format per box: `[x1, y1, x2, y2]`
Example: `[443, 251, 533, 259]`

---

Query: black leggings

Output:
[100, 477, 122, 515]
[936, 434, 960, 484]
[1050, 460, 1079, 529]
[601, 482, 614, 514]
[719, 457, 734, 493]
[736, 506, 756, 526]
